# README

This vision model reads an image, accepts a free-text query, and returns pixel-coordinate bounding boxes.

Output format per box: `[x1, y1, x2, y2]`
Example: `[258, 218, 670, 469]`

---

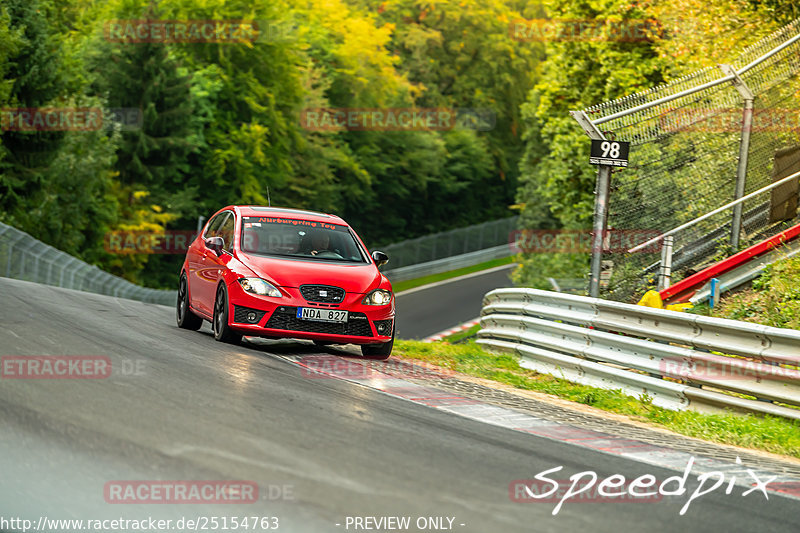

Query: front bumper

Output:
[226, 282, 395, 345]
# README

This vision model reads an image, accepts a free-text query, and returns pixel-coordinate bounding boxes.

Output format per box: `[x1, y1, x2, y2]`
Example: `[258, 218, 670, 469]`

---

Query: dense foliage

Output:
[512, 0, 795, 289]
[0, 0, 541, 286]
[0, 0, 793, 288]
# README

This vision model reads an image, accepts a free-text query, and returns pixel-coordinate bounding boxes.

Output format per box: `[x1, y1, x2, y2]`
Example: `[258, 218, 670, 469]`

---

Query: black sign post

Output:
[589, 139, 630, 167]
[586, 140, 629, 297]
[571, 111, 632, 298]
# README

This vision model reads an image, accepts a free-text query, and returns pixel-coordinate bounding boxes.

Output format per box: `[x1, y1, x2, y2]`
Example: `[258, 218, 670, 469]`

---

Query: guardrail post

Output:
[719, 64, 755, 250]
[710, 277, 721, 309]
[658, 235, 674, 291]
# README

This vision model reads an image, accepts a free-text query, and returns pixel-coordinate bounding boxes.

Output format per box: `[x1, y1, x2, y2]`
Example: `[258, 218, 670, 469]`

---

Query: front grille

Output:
[300, 284, 345, 303]
[233, 305, 267, 324]
[373, 319, 393, 336]
[265, 307, 372, 336]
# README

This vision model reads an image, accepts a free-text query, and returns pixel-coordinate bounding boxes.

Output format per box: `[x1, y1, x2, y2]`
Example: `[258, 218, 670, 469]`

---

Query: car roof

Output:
[234, 206, 347, 225]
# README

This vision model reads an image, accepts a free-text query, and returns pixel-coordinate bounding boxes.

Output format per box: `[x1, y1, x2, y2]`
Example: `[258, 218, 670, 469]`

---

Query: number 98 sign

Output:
[589, 139, 630, 167]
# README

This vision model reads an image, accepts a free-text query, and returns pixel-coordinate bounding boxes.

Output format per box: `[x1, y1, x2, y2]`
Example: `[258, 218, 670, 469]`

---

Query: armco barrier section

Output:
[381, 216, 517, 270]
[0, 221, 175, 306]
[383, 245, 511, 282]
[478, 288, 800, 420]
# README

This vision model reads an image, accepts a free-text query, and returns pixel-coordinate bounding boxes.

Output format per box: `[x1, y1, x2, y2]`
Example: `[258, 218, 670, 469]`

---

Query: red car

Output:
[176, 206, 395, 358]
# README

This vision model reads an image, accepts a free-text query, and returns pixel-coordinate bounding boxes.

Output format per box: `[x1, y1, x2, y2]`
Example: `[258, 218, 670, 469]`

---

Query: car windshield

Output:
[240, 216, 368, 263]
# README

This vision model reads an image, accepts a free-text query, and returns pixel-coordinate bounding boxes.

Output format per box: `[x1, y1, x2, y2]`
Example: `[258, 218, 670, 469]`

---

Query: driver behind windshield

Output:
[301, 228, 332, 256]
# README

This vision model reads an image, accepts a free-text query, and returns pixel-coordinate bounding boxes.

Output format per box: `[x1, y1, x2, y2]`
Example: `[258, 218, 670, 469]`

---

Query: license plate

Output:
[296, 307, 348, 323]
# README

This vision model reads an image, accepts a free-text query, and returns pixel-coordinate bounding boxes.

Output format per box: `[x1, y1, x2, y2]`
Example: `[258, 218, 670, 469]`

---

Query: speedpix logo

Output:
[511, 457, 775, 515]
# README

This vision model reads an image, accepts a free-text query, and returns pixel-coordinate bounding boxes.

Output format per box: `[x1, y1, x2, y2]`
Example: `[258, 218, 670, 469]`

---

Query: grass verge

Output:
[713, 256, 800, 329]
[392, 256, 515, 294]
[392, 339, 800, 459]
[441, 323, 481, 343]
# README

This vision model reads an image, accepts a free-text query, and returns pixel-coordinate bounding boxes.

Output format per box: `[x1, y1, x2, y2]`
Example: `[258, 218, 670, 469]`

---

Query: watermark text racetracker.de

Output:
[1, 516, 280, 532]
[0, 356, 146, 379]
[298, 355, 455, 380]
[104, 19, 296, 44]
[1, 107, 142, 132]
[104, 480, 294, 504]
[104, 230, 197, 255]
[511, 456, 775, 515]
[509, 18, 664, 42]
[509, 229, 663, 254]
[660, 357, 800, 382]
[658, 107, 800, 133]
[300, 108, 496, 132]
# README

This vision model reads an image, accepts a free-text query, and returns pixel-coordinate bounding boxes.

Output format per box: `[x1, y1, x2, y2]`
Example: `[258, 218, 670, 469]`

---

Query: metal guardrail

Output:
[383, 244, 512, 282]
[380, 216, 517, 270]
[0, 216, 513, 304]
[478, 288, 800, 420]
[0, 221, 176, 306]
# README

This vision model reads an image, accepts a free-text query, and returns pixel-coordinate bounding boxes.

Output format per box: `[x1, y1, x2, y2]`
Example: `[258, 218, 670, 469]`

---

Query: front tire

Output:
[361, 326, 394, 360]
[213, 283, 242, 344]
[177, 273, 203, 330]
[313, 340, 334, 347]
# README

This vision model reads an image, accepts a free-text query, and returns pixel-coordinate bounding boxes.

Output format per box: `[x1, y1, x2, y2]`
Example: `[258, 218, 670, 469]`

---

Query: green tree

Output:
[513, 0, 667, 288]
[0, 0, 120, 262]
[365, 0, 544, 227]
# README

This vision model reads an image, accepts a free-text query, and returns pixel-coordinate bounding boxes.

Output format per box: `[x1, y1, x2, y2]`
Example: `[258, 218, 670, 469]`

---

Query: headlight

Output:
[362, 289, 392, 305]
[238, 278, 282, 297]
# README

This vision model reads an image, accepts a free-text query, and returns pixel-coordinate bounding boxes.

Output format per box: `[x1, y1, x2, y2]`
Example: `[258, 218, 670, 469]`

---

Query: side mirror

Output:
[371, 250, 389, 268]
[205, 236, 224, 256]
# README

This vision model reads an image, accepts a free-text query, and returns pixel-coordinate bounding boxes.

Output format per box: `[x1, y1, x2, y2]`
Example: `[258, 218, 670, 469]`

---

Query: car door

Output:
[205, 211, 236, 292]
[191, 211, 230, 315]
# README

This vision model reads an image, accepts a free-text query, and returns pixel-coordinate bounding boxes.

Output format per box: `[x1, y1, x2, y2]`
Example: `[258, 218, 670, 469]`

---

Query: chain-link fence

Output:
[0, 221, 176, 305]
[579, 20, 800, 302]
[381, 216, 518, 271]
[0, 215, 517, 304]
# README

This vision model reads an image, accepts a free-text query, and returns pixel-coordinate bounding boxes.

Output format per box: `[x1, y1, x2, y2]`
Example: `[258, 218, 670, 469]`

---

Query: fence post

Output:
[32, 246, 49, 282]
[658, 235, 674, 291]
[720, 64, 755, 250]
[59, 257, 79, 287]
[5, 235, 24, 278]
[571, 111, 611, 298]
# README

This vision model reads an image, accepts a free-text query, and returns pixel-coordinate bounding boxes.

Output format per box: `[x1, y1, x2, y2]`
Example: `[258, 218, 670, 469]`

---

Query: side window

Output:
[218, 213, 235, 252]
[204, 212, 228, 238]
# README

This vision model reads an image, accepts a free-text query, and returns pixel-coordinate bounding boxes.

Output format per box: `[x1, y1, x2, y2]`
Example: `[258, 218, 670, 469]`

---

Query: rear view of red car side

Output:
[176, 206, 395, 358]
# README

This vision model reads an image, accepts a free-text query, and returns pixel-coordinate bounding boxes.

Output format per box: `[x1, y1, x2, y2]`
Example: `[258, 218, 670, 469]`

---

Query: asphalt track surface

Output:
[0, 277, 798, 532]
[394, 265, 515, 339]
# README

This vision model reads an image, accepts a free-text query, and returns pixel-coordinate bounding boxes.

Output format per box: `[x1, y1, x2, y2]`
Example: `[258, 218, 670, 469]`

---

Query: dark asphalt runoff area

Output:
[0, 277, 798, 532]
[394, 264, 515, 339]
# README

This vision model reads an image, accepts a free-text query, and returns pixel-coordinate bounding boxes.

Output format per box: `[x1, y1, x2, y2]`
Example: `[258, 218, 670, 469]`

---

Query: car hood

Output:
[238, 252, 383, 293]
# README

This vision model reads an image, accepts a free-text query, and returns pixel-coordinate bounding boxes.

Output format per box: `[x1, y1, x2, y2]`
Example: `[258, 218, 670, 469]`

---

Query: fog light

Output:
[247, 311, 258, 323]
